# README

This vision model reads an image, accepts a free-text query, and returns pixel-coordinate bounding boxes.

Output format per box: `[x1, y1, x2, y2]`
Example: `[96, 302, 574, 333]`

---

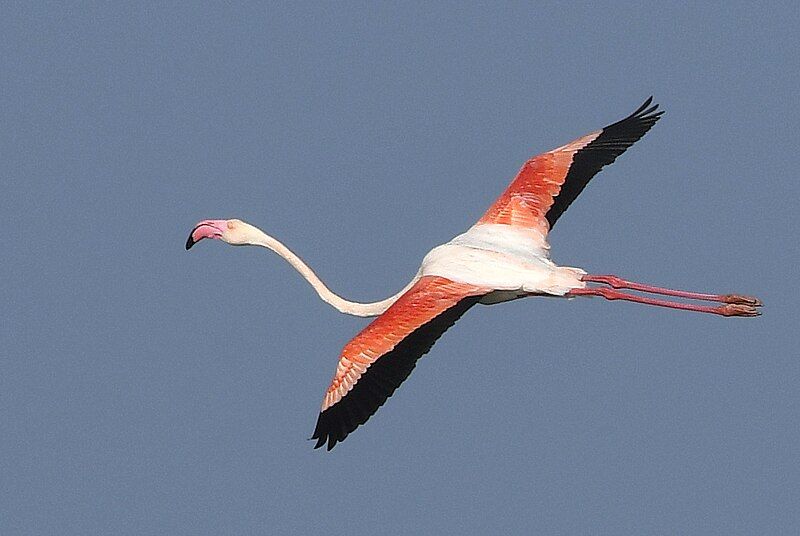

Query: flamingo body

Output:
[186, 98, 761, 450]
[422, 223, 586, 297]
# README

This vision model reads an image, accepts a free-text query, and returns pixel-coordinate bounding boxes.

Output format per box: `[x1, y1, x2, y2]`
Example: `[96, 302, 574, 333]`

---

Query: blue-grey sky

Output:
[2, 3, 799, 534]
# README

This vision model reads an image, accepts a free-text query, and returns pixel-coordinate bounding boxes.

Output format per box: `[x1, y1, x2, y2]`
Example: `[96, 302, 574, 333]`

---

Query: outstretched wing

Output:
[479, 97, 663, 234]
[312, 276, 488, 450]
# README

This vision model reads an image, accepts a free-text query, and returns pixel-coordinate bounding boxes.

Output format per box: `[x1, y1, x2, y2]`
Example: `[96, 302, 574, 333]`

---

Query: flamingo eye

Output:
[227, 220, 236, 230]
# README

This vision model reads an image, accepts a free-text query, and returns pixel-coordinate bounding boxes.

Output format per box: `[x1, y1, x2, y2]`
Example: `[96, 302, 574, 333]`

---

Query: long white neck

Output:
[240, 225, 418, 317]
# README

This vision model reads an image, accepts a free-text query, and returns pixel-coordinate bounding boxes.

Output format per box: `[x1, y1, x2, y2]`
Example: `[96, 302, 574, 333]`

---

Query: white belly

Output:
[420, 223, 586, 297]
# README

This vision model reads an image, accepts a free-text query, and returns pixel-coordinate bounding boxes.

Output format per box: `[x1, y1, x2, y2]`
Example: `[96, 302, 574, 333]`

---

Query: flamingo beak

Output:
[186, 220, 227, 250]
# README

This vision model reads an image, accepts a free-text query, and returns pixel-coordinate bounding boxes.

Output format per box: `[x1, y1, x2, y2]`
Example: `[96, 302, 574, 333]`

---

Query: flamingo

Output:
[186, 98, 761, 450]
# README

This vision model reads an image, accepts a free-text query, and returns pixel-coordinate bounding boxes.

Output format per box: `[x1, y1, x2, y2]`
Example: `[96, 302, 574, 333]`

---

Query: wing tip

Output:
[310, 399, 375, 451]
[599, 97, 664, 140]
[310, 433, 328, 450]
[630, 96, 664, 122]
[311, 410, 338, 450]
[311, 404, 354, 451]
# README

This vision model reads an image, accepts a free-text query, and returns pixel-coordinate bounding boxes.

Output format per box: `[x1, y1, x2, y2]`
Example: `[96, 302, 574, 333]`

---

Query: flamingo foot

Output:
[721, 294, 762, 307]
[719, 303, 761, 317]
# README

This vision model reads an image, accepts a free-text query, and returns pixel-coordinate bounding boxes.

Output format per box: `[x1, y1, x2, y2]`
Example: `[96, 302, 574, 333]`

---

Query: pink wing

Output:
[312, 276, 489, 450]
[479, 98, 663, 234]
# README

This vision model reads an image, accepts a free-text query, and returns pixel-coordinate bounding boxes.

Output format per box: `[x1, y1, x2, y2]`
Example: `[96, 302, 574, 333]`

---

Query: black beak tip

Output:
[185, 234, 195, 250]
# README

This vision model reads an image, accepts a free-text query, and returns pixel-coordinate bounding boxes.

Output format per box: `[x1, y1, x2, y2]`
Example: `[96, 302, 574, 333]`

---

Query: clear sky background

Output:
[2, 2, 799, 534]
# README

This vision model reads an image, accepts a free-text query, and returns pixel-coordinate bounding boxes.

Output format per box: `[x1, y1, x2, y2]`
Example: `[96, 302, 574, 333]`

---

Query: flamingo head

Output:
[185, 219, 255, 250]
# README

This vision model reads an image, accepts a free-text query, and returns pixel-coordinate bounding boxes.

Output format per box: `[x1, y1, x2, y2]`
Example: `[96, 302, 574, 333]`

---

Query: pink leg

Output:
[568, 287, 760, 317]
[581, 274, 762, 306]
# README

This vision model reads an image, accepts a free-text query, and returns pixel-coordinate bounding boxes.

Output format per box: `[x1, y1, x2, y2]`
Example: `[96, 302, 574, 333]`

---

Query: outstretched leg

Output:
[568, 287, 760, 317]
[581, 274, 761, 306]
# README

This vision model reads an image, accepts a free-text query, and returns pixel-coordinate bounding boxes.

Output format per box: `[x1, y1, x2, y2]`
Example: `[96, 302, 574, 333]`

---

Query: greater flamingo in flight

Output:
[186, 98, 761, 450]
